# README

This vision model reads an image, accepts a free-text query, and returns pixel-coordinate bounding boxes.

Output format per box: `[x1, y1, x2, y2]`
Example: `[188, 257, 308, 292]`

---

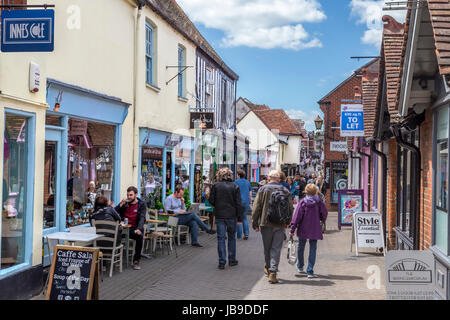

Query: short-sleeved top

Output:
[235, 178, 252, 205]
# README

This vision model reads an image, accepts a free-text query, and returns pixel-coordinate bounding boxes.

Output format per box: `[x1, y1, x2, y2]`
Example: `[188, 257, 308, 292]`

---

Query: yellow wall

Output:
[0, 0, 137, 267]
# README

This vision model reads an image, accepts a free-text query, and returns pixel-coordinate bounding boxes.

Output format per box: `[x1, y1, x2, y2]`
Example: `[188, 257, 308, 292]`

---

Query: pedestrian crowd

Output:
[88, 167, 328, 283]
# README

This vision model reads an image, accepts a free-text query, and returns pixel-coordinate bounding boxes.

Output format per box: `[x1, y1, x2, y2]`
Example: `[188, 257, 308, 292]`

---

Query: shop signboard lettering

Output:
[338, 189, 363, 229]
[1, 9, 55, 52]
[46, 245, 99, 300]
[69, 119, 88, 136]
[340, 104, 364, 137]
[385, 250, 435, 300]
[330, 141, 348, 152]
[350, 212, 385, 256]
[324, 163, 330, 189]
[190, 112, 214, 129]
[142, 147, 163, 160]
[165, 135, 183, 147]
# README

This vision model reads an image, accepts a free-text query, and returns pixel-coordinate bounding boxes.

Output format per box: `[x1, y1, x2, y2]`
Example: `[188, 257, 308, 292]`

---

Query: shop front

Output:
[139, 128, 194, 206]
[330, 161, 348, 204]
[42, 79, 129, 265]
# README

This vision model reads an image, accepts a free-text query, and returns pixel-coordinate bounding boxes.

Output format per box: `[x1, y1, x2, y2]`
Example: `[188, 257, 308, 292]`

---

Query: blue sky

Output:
[178, 0, 405, 130]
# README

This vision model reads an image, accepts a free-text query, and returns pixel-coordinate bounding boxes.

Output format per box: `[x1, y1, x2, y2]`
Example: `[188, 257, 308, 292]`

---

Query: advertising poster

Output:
[338, 189, 363, 229]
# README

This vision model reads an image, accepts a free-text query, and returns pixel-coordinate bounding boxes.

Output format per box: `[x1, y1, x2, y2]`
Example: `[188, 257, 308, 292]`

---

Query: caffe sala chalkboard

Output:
[46, 245, 100, 300]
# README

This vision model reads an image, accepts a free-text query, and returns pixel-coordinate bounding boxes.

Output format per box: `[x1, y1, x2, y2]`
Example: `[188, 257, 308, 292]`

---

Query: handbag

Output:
[287, 235, 297, 265]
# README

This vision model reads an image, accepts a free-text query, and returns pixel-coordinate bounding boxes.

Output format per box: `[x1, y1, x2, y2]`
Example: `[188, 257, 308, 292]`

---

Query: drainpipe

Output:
[358, 146, 371, 211]
[390, 124, 421, 250]
[370, 140, 387, 247]
[132, 2, 143, 180]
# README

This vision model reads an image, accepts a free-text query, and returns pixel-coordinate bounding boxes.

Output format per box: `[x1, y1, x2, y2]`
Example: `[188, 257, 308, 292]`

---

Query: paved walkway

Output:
[95, 211, 386, 300]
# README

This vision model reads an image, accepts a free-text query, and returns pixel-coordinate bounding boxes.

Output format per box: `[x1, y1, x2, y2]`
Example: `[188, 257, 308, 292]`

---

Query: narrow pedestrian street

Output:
[96, 212, 385, 300]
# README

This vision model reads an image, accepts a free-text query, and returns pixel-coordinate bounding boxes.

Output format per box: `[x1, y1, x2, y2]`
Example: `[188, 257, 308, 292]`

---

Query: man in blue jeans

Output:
[164, 185, 216, 247]
[235, 169, 252, 240]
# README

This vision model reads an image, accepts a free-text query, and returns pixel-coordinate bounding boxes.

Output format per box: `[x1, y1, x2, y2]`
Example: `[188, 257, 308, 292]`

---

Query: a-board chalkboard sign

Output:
[46, 245, 99, 300]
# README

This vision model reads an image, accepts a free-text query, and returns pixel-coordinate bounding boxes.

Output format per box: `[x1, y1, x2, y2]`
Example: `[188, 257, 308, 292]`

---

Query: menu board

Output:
[338, 189, 364, 229]
[46, 245, 99, 300]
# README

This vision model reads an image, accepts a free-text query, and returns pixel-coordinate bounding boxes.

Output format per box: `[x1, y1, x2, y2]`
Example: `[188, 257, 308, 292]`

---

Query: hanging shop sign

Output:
[46, 245, 100, 300]
[1, 9, 55, 52]
[350, 212, 385, 256]
[330, 141, 348, 152]
[142, 147, 163, 160]
[338, 189, 363, 229]
[340, 104, 364, 137]
[190, 112, 214, 129]
[385, 250, 435, 300]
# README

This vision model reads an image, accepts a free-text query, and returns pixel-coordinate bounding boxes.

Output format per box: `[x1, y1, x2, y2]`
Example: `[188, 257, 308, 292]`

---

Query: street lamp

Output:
[314, 115, 323, 130]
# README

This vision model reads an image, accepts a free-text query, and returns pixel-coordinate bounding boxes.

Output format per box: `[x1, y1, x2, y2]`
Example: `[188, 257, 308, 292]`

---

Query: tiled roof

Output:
[381, 15, 406, 120]
[253, 109, 302, 136]
[144, 0, 238, 80]
[291, 119, 307, 137]
[428, 0, 450, 75]
[246, 100, 271, 111]
[362, 60, 379, 138]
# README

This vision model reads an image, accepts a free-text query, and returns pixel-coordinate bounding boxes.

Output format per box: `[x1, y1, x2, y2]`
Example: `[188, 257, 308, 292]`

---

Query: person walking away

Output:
[290, 184, 328, 278]
[164, 185, 216, 247]
[252, 170, 294, 284]
[115, 186, 146, 270]
[235, 169, 252, 240]
[279, 171, 290, 189]
[210, 168, 243, 269]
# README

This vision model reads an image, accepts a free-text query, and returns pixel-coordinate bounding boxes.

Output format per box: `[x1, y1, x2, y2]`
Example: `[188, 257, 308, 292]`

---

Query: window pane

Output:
[436, 139, 448, 253]
[140, 147, 163, 208]
[43, 141, 57, 229]
[67, 119, 115, 228]
[175, 148, 191, 191]
[437, 107, 449, 140]
[2, 113, 28, 270]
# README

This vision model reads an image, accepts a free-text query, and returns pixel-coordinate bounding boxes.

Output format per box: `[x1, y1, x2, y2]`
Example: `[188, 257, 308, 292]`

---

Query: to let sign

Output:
[340, 104, 364, 137]
[1, 9, 55, 52]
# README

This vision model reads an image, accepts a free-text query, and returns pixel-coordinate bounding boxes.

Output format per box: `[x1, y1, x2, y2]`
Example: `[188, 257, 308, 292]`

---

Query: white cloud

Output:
[286, 109, 321, 130]
[178, 0, 326, 50]
[350, 0, 405, 47]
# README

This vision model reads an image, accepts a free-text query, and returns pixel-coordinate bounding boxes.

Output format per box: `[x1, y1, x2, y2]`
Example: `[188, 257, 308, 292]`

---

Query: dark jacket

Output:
[115, 198, 146, 232]
[252, 182, 294, 229]
[89, 206, 121, 225]
[290, 195, 328, 240]
[209, 181, 244, 222]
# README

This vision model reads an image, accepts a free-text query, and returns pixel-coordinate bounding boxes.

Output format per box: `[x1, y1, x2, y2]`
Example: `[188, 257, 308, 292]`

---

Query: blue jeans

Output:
[176, 212, 210, 245]
[216, 218, 237, 265]
[297, 239, 318, 275]
[236, 203, 249, 238]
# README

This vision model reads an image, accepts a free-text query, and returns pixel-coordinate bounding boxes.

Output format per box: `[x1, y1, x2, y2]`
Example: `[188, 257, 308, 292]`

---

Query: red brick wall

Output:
[420, 107, 433, 250]
[319, 75, 362, 210]
[386, 138, 397, 249]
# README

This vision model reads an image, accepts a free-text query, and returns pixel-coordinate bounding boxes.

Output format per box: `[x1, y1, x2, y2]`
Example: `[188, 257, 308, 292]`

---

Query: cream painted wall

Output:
[0, 0, 137, 267]
[134, 7, 196, 135]
[283, 136, 301, 164]
[237, 111, 278, 152]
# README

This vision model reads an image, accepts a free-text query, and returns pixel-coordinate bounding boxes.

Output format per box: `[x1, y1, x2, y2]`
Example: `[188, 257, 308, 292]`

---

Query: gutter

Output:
[132, 3, 143, 172]
[349, 151, 362, 189]
[358, 146, 371, 210]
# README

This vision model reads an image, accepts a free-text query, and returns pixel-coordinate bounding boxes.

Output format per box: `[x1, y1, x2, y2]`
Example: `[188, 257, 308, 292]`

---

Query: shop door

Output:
[42, 129, 63, 266]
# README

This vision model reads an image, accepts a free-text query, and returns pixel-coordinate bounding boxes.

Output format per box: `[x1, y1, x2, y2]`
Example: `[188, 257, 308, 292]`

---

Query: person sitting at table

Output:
[164, 184, 216, 247]
[115, 186, 146, 270]
[90, 195, 122, 245]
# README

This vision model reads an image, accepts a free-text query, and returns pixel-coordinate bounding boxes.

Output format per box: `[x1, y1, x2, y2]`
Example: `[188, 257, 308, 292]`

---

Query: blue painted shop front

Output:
[138, 128, 195, 206]
[42, 79, 129, 265]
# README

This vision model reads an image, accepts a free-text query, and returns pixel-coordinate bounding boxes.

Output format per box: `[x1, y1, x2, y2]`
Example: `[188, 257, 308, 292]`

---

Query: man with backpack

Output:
[252, 170, 294, 284]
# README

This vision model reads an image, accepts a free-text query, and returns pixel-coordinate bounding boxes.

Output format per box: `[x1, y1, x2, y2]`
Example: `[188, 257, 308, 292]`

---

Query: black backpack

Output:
[266, 188, 291, 225]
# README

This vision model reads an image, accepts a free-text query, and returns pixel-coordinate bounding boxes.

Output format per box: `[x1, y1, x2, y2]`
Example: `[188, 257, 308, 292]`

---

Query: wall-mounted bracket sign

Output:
[1, 9, 55, 52]
[190, 112, 214, 129]
[340, 104, 364, 137]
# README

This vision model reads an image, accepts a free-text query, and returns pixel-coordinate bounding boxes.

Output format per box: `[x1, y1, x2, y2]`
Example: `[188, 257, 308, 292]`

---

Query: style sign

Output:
[340, 104, 364, 137]
[1, 9, 55, 52]
[385, 250, 435, 300]
[330, 141, 348, 152]
[351, 212, 385, 256]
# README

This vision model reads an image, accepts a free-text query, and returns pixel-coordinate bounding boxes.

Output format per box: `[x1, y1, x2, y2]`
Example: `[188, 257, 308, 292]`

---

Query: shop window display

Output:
[175, 148, 191, 189]
[66, 119, 115, 228]
[2, 114, 29, 270]
[140, 147, 163, 208]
